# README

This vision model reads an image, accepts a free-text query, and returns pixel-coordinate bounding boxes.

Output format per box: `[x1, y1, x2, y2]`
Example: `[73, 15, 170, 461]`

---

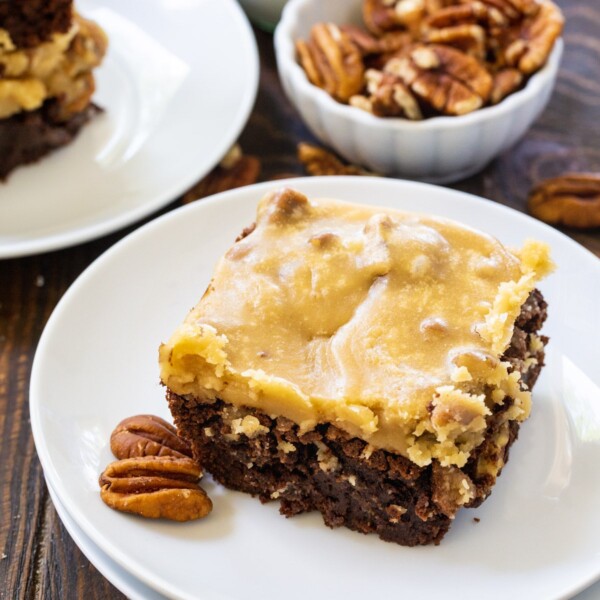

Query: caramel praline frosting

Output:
[0, 15, 107, 119]
[160, 189, 553, 467]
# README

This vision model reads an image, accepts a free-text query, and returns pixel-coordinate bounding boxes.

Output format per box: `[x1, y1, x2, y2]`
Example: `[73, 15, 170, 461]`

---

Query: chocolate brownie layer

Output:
[0, 98, 99, 179]
[0, 0, 72, 49]
[168, 290, 548, 546]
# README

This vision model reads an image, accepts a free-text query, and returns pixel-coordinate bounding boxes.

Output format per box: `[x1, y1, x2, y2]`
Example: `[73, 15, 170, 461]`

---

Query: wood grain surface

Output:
[1, 3, 599, 598]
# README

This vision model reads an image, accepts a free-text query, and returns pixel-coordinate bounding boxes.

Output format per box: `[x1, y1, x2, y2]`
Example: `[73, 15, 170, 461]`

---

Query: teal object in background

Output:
[238, 0, 288, 31]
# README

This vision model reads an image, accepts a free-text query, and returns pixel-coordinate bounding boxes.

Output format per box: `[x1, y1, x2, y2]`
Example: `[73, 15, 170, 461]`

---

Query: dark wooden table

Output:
[1, 3, 599, 598]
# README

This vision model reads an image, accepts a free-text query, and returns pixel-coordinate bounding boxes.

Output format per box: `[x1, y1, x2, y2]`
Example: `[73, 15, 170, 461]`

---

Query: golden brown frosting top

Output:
[160, 189, 553, 467]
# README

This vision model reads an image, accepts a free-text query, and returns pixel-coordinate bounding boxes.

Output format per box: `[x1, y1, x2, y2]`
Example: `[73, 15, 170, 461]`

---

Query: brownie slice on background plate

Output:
[0, 2, 107, 178]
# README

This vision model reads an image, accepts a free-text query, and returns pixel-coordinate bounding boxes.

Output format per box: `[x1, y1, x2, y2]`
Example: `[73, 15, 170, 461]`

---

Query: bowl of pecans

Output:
[274, 0, 563, 183]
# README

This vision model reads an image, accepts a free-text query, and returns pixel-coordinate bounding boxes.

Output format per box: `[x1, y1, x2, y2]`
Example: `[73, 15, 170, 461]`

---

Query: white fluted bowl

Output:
[274, 0, 563, 183]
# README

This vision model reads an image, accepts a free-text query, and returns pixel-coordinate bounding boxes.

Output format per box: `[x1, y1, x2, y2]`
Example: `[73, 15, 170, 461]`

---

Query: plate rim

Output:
[46, 477, 162, 600]
[30, 176, 600, 600]
[0, 0, 259, 260]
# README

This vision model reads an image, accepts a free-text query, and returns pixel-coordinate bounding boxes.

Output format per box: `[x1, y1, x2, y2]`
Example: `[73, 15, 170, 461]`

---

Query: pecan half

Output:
[182, 144, 260, 204]
[340, 25, 412, 57]
[385, 44, 492, 115]
[351, 69, 423, 119]
[99, 456, 212, 521]
[298, 143, 375, 176]
[500, 0, 564, 74]
[427, 2, 508, 29]
[296, 24, 365, 103]
[363, 0, 427, 35]
[110, 414, 192, 460]
[490, 67, 523, 104]
[528, 173, 600, 229]
[423, 1, 508, 59]
[423, 24, 487, 60]
[470, 0, 540, 21]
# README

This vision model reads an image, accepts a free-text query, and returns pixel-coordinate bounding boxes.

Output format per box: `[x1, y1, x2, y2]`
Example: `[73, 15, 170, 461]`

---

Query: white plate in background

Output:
[46, 478, 166, 600]
[0, 0, 258, 258]
[31, 177, 600, 599]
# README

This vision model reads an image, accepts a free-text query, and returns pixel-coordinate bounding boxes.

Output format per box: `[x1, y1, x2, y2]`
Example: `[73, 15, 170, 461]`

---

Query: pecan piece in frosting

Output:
[528, 173, 600, 230]
[110, 414, 193, 460]
[99, 456, 212, 521]
[431, 462, 476, 518]
[385, 44, 492, 115]
[296, 24, 365, 103]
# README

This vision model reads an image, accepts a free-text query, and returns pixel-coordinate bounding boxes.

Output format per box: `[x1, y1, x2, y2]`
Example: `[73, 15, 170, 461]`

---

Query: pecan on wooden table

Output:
[528, 173, 600, 229]
[298, 143, 376, 176]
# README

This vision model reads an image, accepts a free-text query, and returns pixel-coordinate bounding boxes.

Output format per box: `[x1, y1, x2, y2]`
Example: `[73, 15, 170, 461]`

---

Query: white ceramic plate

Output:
[46, 477, 166, 600]
[31, 177, 600, 600]
[47, 480, 600, 600]
[0, 0, 258, 259]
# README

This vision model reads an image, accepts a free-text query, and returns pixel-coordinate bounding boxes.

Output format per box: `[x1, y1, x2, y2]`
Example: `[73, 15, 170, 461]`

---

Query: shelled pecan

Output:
[341, 25, 411, 56]
[385, 44, 492, 115]
[298, 143, 376, 176]
[351, 69, 423, 119]
[490, 67, 523, 104]
[110, 414, 193, 460]
[363, 0, 427, 35]
[99, 456, 212, 521]
[294, 0, 563, 119]
[423, 23, 487, 60]
[426, 2, 508, 29]
[296, 24, 365, 102]
[475, 0, 540, 21]
[499, 0, 563, 74]
[528, 173, 600, 229]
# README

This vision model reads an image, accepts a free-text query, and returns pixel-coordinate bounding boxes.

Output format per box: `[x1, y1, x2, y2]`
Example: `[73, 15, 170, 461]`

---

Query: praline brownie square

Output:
[160, 188, 552, 546]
